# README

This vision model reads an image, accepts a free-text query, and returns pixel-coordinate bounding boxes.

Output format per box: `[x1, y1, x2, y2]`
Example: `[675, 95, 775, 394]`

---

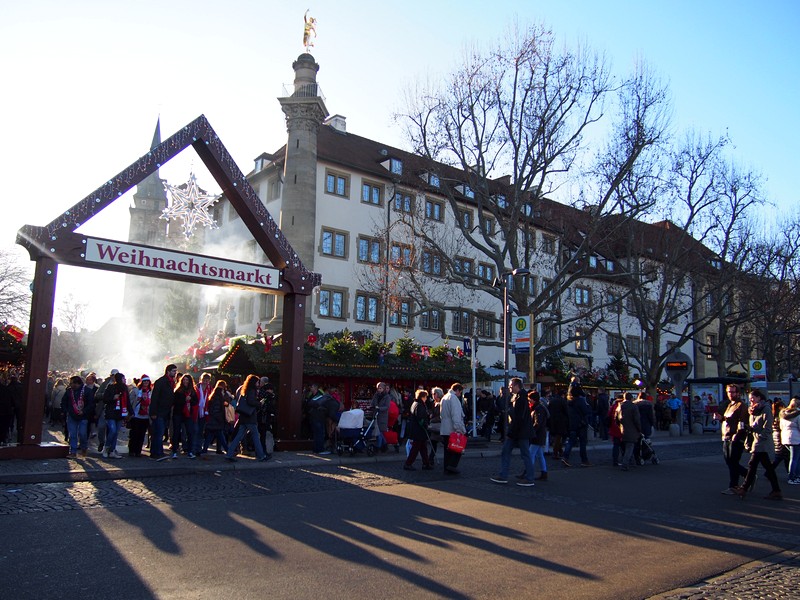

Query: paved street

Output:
[0, 434, 797, 599]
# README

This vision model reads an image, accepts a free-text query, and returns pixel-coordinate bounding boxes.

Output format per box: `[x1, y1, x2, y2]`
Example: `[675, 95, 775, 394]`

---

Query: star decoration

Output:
[161, 172, 219, 238]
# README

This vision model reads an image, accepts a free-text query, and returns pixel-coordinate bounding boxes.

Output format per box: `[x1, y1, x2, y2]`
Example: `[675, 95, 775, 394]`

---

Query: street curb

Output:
[646, 546, 800, 599]
[0, 434, 719, 485]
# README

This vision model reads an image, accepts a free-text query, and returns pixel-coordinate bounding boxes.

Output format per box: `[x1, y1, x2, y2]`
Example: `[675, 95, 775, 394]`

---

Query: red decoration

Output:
[4, 325, 24, 342]
[307, 333, 318, 345]
[264, 336, 273, 353]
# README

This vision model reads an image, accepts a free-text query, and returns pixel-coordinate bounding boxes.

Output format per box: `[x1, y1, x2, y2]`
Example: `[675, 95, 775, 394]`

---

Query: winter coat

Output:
[149, 374, 175, 420]
[406, 400, 430, 442]
[566, 396, 593, 433]
[746, 403, 774, 453]
[204, 391, 227, 432]
[548, 395, 570, 436]
[507, 392, 534, 441]
[440, 391, 466, 436]
[236, 388, 259, 425]
[370, 390, 391, 433]
[173, 386, 199, 422]
[103, 383, 129, 421]
[616, 398, 642, 443]
[720, 400, 748, 443]
[64, 385, 96, 421]
[608, 400, 623, 440]
[780, 408, 800, 446]
[635, 399, 655, 438]
[530, 403, 549, 446]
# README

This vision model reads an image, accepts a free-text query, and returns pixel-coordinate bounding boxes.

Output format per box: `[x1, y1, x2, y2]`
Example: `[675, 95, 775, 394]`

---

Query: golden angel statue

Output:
[303, 10, 317, 53]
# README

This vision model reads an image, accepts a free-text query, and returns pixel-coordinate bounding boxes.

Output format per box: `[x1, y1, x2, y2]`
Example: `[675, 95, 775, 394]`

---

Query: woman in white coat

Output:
[439, 382, 467, 474]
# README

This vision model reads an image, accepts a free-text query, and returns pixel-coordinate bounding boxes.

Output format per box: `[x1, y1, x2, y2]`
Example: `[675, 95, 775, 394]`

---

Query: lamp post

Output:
[497, 267, 530, 440]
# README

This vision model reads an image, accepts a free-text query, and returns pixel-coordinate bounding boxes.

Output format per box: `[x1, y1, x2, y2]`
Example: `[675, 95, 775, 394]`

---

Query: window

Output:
[420, 308, 442, 331]
[454, 256, 473, 276]
[477, 262, 495, 283]
[542, 278, 554, 301]
[606, 260, 615, 272]
[494, 194, 508, 209]
[425, 198, 443, 221]
[541, 322, 557, 346]
[452, 310, 472, 335]
[476, 313, 495, 338]
[458, 208, 473, 230]
[542, 235, 556, 255]
[269, 178, 281, 200]
[390, 158, 403, 175]
[626, 335, 642, 358]
[361, 181, 382, 206]
[574, 286, 592, 306]
[320, 228, 347, 258]
[607, 292, 622, 314]
[575, 327, 592, 352]
[589, 256, 598, 269]
[389, 299, 412, 327]
[483, 216, 495, 236]
[705, 333, 718, 359]
[625, 296, 637, 315]
[462, 185, 475, 199]
[522, 203, 533, 217]
[422, 251, 442, 275]
[393, 191, 414, 213]
[607, 333, 623, 356]
[428, 173, 440, 187]
[325, 170, 349, 197]
[318, 288, 345, 319]
[355, 293, 380, 323]
[357, 236, 381, 264]
[526, 274, 537, 296]
[390, 243, 413, 267]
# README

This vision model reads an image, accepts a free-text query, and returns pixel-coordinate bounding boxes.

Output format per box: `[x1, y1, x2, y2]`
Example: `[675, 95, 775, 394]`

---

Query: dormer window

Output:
[429, 173, 440, 187]
[710, 258, 722, 270]
[390, 158, 403, 175]
[494, 194, 508, 209]
[463, 185, 474, 199]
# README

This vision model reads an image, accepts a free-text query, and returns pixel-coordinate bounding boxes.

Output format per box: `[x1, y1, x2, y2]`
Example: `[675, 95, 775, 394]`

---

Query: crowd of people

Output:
[717, 384, 800, 501]
[7, 367, 800, 499]
[37, 365, 277, 461]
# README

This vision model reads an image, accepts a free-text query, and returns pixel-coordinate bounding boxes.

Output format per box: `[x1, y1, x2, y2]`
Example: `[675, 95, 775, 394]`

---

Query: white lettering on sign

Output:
[84, 238, 280, 290]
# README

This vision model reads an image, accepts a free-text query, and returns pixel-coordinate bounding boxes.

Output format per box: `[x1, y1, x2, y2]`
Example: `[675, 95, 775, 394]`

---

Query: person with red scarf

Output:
[128, 375, 152, 457]
[194, 373, 213, 456]
[172, 374, 199, 459]
[149, 364, 177, 461]
[102, 372, 129, 459]
[65, 375, 95, 457]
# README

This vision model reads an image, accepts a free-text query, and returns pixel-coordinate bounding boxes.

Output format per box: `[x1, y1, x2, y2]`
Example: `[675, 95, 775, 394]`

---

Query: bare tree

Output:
[0, 247, 32, 326]
[57, 293, 88, 333]
[389, 23, 670, 360]
[603, 132, 765, 394]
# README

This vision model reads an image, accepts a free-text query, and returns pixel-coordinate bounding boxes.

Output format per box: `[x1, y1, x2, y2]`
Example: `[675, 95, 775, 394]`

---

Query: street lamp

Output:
[494, 267, 530, 439]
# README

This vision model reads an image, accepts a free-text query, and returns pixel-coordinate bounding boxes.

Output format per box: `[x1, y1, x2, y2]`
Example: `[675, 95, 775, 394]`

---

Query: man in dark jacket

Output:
[148, 364, 177, 461]
[562, 377, 593, 467]
[547, 390, 569, 459]
[491, 378, 536, 486]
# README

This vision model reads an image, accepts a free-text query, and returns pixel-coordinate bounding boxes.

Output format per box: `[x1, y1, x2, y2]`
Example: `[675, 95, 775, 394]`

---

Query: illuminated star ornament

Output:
[161, 172, 220, 239]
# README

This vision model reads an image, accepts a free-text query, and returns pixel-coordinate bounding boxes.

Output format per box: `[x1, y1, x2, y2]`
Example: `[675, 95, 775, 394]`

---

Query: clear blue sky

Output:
[1, 0, 797, 328]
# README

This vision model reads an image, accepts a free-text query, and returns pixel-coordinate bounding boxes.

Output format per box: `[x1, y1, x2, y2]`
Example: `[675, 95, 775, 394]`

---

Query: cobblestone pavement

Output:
[0, 442, 720, 515]
[650, 548, 800, 599]
[2, 439, 798, 598]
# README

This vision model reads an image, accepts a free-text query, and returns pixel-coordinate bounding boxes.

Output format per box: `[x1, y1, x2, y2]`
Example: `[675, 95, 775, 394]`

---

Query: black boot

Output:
[535, 472, 548, 481]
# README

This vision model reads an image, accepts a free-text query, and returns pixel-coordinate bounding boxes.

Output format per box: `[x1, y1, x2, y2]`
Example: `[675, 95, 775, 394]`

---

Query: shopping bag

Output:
[447, 432, 467, 453]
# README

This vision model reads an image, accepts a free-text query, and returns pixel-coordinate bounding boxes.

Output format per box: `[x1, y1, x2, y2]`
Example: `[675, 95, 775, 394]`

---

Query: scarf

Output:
[138, 388, 151, 416]
[70, 385, 85, 416]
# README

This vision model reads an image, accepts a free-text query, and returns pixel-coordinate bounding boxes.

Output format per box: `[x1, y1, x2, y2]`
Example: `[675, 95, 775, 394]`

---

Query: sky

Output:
[1, 0, 798, 332]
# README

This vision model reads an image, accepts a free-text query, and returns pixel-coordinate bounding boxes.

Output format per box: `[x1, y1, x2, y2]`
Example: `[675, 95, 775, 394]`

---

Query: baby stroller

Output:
[335, 408, 378, 456]
[638, 435, 659, 465]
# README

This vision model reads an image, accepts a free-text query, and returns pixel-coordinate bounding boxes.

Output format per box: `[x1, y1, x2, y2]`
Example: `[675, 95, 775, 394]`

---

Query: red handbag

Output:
[447, 432, 467, 453]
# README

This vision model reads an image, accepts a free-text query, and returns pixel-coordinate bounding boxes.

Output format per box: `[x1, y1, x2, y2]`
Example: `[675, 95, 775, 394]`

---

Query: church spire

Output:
[150, 117, 161, 151]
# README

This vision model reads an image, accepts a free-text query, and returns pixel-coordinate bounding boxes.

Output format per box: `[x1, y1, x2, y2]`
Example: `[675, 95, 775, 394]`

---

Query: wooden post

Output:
[277, 291, 310, 450]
